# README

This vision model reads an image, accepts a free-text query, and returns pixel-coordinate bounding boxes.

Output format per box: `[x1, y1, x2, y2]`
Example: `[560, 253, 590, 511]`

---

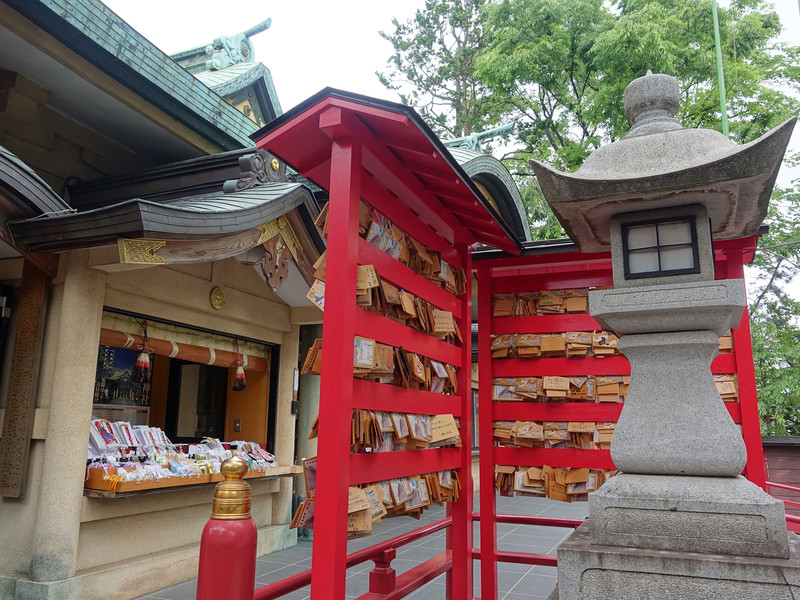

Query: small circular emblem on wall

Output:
[210, 287, 226, 310]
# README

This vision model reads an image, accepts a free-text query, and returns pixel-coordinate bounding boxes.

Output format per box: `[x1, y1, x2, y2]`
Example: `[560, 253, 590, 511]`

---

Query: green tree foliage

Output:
[380, 0, 800, 433]
[380, 0, 799, 236]
[378, 0, 499, 138]
[748, 187, 800, 435]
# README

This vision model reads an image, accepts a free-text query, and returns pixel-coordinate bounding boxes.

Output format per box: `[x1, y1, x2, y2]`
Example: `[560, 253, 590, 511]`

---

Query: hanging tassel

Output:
[233, 364, 247, 391]
[130, 320, 151, 385]
[232, 340, 247, 391]
[130, 350, 151, 384]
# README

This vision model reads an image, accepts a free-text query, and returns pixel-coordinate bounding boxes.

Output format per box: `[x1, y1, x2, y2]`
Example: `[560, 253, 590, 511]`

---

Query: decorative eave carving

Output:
[256, 215, 302, 262]
[118, 239, 168, 264]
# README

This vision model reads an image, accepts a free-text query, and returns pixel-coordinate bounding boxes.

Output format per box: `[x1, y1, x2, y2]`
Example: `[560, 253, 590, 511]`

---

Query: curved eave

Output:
[532, 117, 796, 252]
[9, 181, 314, 251]
[0, 145, 71, 216]
[449, 147, 531, 242]
[251, 88, 522, 254]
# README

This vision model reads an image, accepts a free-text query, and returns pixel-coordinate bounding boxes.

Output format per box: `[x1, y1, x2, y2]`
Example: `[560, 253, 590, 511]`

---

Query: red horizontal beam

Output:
[358, 237, 462, 317]
[347, 517, 452, 567]
[477, 250, 611, 272]
[787, 515, 800, 523]
[253, 518, 453, 600]
[491, 354, 737, 377]
[471, 548, 558, 568]
[494, 446, 616, 470]
[492, 401, 740, 423]
[492, 402, 623, 422]
[491, 271, 613, 292]
[354, 309, 462, 367]
[352, 379, 463, 416]
[474, 513, 584, 529]
[493, 357, 630, 377]
[767, 481, 800, 494]
[350, 447, 461, 485]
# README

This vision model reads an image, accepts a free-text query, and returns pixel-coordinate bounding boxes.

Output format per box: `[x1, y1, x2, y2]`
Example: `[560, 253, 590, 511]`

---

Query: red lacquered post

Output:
[197, 457, 257, 600]
[368, 549, 397, 594]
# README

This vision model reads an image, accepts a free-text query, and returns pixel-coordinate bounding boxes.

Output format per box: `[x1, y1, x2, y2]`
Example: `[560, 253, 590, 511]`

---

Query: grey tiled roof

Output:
[447, 147, 531, 241]
[9, 181, 314, 247]
[10, 0, 259, 150]
[0, 144, 71, 215]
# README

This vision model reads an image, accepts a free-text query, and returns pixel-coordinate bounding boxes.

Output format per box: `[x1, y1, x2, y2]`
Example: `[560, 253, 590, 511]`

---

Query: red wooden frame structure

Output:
[253, 89, 520, 600]
[249, 88, 768, 600]
[472, 235, 766, 600]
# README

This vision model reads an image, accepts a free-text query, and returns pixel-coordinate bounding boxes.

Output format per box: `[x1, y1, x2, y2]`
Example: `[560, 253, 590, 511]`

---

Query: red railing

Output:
[471, 513, 584, 568]
[767, 480, 800, 514]
[253, 517, 452, 600]
[253, 512, 584, 600]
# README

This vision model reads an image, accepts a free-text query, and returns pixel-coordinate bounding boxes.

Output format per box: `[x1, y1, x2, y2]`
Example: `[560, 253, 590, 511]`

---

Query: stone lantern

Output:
[532, 72, 798, 599]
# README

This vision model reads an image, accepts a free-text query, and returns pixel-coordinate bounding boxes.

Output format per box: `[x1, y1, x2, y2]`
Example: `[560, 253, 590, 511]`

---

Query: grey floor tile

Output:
[137, 492, 584, 600]
[141, 579, 196, 600]
[506, 571, 558, 598]
[254, 564, 314, 586]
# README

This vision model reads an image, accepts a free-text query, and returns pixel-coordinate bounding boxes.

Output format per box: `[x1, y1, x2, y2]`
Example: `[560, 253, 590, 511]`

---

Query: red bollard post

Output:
[369, 548, 397, 594]
[196, 456, 257, 600]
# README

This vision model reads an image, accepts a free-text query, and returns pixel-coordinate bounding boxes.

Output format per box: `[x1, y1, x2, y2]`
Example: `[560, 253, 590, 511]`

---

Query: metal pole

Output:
[712, 0, 729, 137]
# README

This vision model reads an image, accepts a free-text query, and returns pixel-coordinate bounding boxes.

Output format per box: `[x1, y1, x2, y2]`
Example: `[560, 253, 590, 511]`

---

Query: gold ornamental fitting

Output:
[211, 456, 252, 520]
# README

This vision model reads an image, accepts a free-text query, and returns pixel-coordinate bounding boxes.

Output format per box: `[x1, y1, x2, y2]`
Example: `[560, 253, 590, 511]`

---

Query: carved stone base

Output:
[589, 474, 789, 558]
[557, 523, 800, 600]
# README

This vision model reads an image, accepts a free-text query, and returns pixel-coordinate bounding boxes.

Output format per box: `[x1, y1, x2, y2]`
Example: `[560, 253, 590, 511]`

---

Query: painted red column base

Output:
[196, 518, 258, 600]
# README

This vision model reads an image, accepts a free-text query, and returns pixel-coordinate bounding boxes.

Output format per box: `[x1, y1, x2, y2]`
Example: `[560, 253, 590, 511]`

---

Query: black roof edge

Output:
[251, 87, 523, 253]
[68, 147, 261, 208]
[5, 0, 247, 152]
[762, 436, 800, 446]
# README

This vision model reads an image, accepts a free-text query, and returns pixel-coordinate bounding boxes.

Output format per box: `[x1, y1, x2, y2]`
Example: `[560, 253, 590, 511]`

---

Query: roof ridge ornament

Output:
[206, 18, 271, 71]
[222, 149, 287, 193]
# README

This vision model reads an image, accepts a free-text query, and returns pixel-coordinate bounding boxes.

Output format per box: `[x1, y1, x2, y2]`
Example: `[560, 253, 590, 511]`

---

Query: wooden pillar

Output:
[0, 259, 49, 497]
[725, 248, 767, 488]
[29, 251, 105, 582]
[448, 245, 474, 600]
[477, 265, 498, 600]
[309, 127, 361, 599]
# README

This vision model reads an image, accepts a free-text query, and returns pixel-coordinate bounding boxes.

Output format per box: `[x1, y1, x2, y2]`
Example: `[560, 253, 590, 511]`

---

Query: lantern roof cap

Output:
[532, 72, 796, 252]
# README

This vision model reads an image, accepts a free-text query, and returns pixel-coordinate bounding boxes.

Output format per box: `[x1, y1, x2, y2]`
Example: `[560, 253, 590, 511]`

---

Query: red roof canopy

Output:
[251, 89, 521, 254]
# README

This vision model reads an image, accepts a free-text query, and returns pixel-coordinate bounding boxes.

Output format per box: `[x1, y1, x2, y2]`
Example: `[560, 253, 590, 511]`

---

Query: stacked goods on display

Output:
[292, 201, 470, 539]
[86, 419, 288, 494]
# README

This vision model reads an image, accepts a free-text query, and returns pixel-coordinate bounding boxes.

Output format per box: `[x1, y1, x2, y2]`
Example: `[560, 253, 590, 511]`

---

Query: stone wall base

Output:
[557, 523, 800, 600]
[1, 523, 296, 600]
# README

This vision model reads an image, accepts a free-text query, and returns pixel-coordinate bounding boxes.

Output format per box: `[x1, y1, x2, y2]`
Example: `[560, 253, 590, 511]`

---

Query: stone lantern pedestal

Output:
[531, 71, 799, 599]
[552, 278, 799, 599]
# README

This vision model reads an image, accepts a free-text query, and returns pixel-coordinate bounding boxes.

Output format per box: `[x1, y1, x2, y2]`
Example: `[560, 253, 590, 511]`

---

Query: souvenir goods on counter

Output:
[85, 419, 286, 494]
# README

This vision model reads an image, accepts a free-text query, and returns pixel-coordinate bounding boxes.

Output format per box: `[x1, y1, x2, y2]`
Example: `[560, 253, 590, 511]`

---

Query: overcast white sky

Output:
[102, 0, 426, 110]
[103, 0, 799, 180]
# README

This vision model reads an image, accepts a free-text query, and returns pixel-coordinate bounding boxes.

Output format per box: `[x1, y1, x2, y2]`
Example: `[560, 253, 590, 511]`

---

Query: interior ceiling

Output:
[0, 25, 205, 165]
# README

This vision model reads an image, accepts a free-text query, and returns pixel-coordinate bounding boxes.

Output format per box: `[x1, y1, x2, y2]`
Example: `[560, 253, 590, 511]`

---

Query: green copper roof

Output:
[6, 0, 259, 151]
